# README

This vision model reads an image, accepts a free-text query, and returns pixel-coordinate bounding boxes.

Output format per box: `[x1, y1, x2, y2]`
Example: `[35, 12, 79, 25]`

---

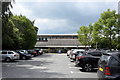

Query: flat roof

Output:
[37, 34, 78, 36]
[35, 45, 90, 48]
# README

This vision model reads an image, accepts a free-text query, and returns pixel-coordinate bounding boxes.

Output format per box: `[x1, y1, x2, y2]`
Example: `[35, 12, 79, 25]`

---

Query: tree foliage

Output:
[3, 15, 38, 50]
[77, 26, 92, 49]
[1, 0, 14, 50]
[2, 1, 38, 50]
[78, 9, 119, 50]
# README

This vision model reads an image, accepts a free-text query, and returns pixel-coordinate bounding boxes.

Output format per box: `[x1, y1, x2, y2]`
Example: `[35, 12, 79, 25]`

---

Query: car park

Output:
[16, 50, 32, 60]
[97, 52, 120, 80]
[1, 50, 19, 62]
[75, 50, 104, 72]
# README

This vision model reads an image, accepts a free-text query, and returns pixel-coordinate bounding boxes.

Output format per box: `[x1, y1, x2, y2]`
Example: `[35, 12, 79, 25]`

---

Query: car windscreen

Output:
[77, 53, 83, 56]
[87, 51, 102, 56]
[19, 50, 28, 54]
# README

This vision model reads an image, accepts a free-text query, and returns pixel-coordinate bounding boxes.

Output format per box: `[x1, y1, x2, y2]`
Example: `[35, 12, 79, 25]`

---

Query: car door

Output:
[109, 55, 120, 78]
[1, 51, 8, 60]
[0, 51, 2, 61]
[90, 52, 102, 67]
[7, 51, 15, 59]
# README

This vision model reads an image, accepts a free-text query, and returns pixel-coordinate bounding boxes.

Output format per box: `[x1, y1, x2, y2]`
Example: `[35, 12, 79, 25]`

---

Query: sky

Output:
[11, 0, 119, 34]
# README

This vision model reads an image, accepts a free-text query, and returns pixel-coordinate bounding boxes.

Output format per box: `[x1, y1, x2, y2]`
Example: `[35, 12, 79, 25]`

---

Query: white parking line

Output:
[29, 66, 47, 69]
[44, 71, 56, 73]
[69, 66, 79, 69]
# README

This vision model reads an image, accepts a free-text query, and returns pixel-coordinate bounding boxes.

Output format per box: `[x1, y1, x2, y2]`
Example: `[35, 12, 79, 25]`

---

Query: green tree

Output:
[2, 1, 38, 50]
[10, 15, 38, 49]
[78, 9, 119, 50]
[98, 9, 118, 50]
[77, 26, 90, 49]
[92, 22, 103, 49]
[88, 23, 93, 47]
[2, 0, 15, 50]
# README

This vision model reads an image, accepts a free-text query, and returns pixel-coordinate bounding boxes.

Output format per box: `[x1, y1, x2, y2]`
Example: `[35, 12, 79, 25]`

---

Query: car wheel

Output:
[82, 63, 93, 72]
[22, 56, 26, 60]
[5, 58, 11, 62]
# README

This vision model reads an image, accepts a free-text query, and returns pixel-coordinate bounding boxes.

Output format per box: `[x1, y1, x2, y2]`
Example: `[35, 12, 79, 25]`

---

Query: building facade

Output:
[35, 34, 90, 52]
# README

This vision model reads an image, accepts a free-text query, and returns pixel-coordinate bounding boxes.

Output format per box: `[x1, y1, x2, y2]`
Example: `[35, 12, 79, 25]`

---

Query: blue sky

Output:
[11, 0, 119, 34]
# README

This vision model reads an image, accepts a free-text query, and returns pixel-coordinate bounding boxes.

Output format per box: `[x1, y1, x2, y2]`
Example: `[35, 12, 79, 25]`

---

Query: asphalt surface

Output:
[2, 53, 97, 78]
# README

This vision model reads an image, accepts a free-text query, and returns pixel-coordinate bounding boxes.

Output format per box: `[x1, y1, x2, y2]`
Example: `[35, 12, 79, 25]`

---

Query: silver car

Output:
[0, 50, 19, 62]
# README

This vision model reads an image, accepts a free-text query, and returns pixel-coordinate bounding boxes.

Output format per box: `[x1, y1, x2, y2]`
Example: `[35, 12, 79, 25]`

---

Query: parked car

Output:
[27, 50, 38, 57]
[69, 49, 80, 59]
[97, 52, 120, 80]
[67, 50, 71, 56]
[75, 52, 86, 66]
[34, 49, 40, 55]
[68, 49, 75, 58]
[75, 50, 104, 72]
[39, 49, 45, 55]
[0, 50, 19, 62]
[70, 49, 85, 61]
[16, 50, 32, 60]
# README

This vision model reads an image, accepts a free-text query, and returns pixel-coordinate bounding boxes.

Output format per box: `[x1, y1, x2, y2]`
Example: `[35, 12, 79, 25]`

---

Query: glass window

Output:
[78, 53, 83, 56]
[100, 55, 111, 64]
[8, 52, 14, 54]
[87, 52, 102, 56]
[1, 52, 7, 54]
[110, 57, 120, 66]
[45, 38, 47, 40]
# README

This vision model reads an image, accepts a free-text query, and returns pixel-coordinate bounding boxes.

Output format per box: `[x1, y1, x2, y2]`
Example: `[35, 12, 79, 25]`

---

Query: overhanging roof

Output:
[35, 39, 90, 48]
[37, 34, 78, 36]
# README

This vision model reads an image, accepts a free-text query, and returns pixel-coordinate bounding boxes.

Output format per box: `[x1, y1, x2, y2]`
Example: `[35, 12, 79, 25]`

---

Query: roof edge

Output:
[37, 34, 78, 36]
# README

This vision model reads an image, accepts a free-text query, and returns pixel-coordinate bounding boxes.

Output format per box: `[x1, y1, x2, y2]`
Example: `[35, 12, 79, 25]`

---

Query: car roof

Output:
[103, 52, 120, 56]
[87, 50, 103, 53]
[2, 50, 14, 52]
[74, 49, 85, 51]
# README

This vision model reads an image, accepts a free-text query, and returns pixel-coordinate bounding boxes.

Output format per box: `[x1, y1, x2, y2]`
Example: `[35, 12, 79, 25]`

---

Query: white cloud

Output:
[34, 18, 68, 31]
[11, 0, 119, 34]
[34, 18, 78, 34]
[11, 2, 34, 20]
[15, 0, 119, 2]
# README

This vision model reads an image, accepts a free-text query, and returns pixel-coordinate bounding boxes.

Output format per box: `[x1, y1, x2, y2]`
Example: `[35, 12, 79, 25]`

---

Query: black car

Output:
[16, 50, 32, 60]
[97, 52, 120, 80]
[27, 50, 38, 57]
[75, 52, 86, 65]
[75, 50, 104, 72]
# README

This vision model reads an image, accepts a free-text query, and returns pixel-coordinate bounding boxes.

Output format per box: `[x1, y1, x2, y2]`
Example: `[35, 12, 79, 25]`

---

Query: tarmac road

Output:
[2, 53, 97, 78]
